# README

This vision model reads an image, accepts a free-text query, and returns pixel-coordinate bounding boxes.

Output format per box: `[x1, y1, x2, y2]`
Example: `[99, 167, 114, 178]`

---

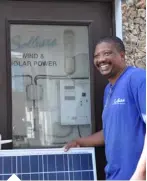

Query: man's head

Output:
[94, 36, 126, 82]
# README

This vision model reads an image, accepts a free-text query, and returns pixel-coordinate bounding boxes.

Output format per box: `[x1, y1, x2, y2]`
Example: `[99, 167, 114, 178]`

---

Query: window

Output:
[11, 25, 91, 148]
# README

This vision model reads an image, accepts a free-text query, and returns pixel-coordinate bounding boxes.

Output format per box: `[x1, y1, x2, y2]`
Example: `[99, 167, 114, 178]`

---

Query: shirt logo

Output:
[113, 98, 126, 105]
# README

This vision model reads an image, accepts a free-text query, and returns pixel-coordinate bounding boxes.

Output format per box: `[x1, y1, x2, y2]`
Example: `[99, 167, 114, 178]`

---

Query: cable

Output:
[77, 125, 82, 137]
[12, 74, 33, 84]
[34, 74, 89, 85]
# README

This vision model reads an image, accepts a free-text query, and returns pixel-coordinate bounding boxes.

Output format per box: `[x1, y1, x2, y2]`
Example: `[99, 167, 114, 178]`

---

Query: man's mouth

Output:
[98, 64, 111, 71]
[100, 64, 109, 70]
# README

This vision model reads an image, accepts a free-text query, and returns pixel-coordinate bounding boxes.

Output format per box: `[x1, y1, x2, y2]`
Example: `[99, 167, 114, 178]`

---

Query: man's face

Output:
[94, 42, 125, 79]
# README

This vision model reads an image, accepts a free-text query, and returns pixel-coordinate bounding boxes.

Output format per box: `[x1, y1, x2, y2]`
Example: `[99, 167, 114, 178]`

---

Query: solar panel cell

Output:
[72, 154, 81, 170]
[39, 156, 43, 172]
[22, 156, 29, 173]
[17, 156, 22, 173]
[12, 157, 17, 174]
[21, 174, 30, 180]
[56, 155, 64, 171]
[31, 156, 38, 173]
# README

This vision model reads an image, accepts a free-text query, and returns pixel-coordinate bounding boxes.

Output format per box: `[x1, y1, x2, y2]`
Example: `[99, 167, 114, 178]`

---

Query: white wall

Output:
[115, 0, 123, 39]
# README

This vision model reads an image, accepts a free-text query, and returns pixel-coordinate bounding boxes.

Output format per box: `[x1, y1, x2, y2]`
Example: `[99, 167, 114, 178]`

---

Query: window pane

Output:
[10, 25, 91, 148]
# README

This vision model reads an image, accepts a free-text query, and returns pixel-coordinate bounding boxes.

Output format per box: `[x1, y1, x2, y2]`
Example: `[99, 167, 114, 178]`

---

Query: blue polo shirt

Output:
[102, 66, 146, 180]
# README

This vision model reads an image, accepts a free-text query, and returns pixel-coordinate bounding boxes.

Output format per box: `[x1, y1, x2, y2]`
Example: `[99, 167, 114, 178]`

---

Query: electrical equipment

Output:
[64, 30, 75, 75]
[60, 79, 91, 125]
[26, 84, 43, 101]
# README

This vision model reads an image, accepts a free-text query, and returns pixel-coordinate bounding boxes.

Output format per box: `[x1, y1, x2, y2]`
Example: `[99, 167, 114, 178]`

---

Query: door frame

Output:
[5, 19, 96, 147]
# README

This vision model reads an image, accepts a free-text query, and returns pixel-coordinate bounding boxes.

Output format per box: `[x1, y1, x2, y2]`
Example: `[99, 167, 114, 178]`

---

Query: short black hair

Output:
[96, 36, 125, 53]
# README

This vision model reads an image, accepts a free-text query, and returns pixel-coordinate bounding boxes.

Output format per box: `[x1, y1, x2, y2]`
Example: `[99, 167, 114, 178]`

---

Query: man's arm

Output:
[129, 69, 146, 180]
[130, 135, 146, 180]
[129, 69, 146, 123]
[64, 130, 104, 151]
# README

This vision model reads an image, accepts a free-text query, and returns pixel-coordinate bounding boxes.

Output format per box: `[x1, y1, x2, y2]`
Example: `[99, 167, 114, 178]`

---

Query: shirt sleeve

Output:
[129, 68, 146, 123]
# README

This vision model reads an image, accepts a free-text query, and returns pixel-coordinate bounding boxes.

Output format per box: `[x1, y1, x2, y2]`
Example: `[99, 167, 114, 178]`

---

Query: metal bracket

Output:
[0, 134, 12, 150]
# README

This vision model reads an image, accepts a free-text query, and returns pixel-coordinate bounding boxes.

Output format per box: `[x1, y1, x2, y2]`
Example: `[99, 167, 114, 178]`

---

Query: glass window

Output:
[10, 25, 91, 148]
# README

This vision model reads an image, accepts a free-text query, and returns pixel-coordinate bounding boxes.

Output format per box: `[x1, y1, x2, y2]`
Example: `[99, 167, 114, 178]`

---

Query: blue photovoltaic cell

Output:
[0, 148, 96, 181]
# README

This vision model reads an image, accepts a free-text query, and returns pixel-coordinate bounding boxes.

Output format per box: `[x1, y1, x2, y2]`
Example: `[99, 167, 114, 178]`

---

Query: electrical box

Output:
[26, 84, 43, 101]
[60, 79, 91, 125]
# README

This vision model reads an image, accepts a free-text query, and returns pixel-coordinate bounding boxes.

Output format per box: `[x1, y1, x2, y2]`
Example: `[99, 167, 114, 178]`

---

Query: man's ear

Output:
[120, 51, 125, 61]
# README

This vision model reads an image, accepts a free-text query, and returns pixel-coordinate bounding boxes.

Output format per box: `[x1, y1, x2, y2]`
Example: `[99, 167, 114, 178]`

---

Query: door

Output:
[0, 0, 113, 179]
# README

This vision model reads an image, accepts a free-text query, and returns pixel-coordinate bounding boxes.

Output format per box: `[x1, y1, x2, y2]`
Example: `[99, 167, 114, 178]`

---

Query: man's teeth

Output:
[100, 64, 110, 71]
[100, 64, 109, 68]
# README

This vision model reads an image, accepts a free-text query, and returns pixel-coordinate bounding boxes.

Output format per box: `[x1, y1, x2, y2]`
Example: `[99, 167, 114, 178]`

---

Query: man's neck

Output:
[108, 66, 127, 85]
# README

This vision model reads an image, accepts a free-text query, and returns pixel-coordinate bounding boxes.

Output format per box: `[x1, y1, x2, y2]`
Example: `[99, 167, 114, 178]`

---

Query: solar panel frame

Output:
[0, 147, 97, 180]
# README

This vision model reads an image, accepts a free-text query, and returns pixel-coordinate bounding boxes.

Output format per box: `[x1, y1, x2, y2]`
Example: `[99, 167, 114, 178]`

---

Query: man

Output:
[64, 37, 146, 180]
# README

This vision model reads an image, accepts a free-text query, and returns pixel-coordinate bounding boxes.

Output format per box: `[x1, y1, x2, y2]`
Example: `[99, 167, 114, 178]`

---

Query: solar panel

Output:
[0, 147, 97, 180]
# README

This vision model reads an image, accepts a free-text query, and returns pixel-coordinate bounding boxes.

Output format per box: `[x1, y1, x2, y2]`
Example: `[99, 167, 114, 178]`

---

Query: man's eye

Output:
[105, 52, 111, 56]
[94, 55, 100, 59]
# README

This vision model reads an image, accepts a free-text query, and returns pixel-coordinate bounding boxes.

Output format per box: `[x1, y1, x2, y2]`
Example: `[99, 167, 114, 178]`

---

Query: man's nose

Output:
[97, 55, 106, 63]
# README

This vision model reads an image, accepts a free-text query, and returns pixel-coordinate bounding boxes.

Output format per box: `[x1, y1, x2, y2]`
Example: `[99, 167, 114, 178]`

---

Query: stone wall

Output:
[121, 0, 146, 68]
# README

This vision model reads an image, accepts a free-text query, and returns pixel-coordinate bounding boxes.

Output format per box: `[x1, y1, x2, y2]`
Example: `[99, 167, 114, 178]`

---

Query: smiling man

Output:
[64, 36, 146, 180]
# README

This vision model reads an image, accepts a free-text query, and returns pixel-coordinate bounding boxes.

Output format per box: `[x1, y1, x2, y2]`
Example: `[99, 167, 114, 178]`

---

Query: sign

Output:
[11, 25, 89, 76]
